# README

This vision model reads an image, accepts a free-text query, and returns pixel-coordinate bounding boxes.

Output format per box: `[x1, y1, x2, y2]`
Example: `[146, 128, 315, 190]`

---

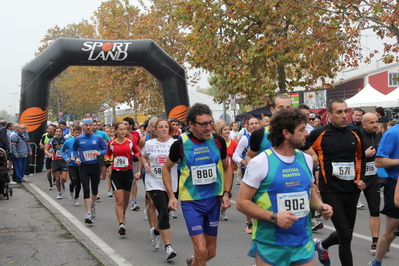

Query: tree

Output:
[296, 0, 399, 64]
[172, 0, 360, 105]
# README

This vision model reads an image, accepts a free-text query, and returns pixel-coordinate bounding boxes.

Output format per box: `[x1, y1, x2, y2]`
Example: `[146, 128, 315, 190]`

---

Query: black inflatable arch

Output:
[20, 38, 189, 171]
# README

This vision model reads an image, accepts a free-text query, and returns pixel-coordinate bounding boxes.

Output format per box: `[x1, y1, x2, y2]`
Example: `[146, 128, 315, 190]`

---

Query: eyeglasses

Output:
[309, 118, 315, 121]
[194, 120, 214, 128]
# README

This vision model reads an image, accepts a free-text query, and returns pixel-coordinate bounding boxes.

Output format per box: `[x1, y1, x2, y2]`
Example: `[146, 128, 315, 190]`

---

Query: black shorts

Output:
[51, 159, 67, 172]
[111, 169, 133, 191]
[46, 157, 52, 170]
[381, 177, 399, 219]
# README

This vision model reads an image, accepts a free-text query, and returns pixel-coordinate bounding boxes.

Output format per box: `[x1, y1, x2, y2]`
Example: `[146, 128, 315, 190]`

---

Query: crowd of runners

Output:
[5, 96, 399, 266]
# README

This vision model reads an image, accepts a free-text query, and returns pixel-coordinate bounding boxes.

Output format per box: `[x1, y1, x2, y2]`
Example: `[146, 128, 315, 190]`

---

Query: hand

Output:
[354, 180, 366, 190]
[168, 197, 178, 211]
[221, 194, 231, 209]
[66, 158, 71, 163]
[320, 204, 333, 220]
[134, 172, 141, 180]
[365, 146, 375, 157]
[275, 212, 298, 229]
[94, 151, 101, 156]
[75, 158, 81, 165]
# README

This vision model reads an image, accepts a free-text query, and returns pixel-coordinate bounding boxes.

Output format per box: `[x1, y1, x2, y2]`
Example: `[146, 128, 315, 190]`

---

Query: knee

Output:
[194, 246, 208, 261]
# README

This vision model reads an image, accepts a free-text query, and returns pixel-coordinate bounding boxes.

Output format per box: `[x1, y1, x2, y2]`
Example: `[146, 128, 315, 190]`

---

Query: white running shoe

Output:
[220, 211, 228, 221]
[144, 207, 148, 220]
[165, 245, 177, 260]
[56, 192, 62, 199]
[84, 213, 93, 224]
[73, 199, 79, 206]
[107, 190, 113, 197]
[150, 228, 160, 250]
[68, 192, 73, 201]
[357, 199, 364, 209]
[118, 224, 126, 235]
[91, 204, 96, 219]
[169, 210, 178, 219]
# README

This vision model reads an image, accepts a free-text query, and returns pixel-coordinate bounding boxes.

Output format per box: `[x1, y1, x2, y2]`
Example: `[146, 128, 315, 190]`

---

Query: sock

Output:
[372, 259, 382, 266]
[318, 241, 328, 252]
[132, 199, 136, 203]
[119, 223, 124, 226]
[165, 244, 171, 249]
[91, 202, 96, 206]
[372, 237, 378, 244]
[154, 229, 160, 235]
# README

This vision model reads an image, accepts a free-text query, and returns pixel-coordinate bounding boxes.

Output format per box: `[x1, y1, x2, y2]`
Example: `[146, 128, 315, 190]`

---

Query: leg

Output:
[375, 216, 399, 261]
[114, 189, 125, 223]
[190, 234, 208, 266]
[254, 253, 272, 266]
[147, 192, 157, 228]
[53, 171, 61, 192]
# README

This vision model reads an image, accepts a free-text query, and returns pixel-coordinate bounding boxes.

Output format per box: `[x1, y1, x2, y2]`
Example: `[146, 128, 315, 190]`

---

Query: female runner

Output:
[105, 122, 140, 235]
[218, 122, 237, 221]
[136, 118, 178, 261]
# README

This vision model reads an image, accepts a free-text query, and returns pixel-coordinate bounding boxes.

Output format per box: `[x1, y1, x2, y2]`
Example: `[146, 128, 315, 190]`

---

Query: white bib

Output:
[277, 191, 310, 218]
[83, 150, 97, 161]
[151, 165, 163, 179]
[365, 161, 377, 176]
[55, 150, 63, 159]
[114, 156, 128, 168]
[332, 162, 355, 180]
[191, 163, 217, 185]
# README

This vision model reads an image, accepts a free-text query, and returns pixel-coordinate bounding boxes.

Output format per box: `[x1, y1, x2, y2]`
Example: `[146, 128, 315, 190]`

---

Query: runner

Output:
[236, 108, 333, 266]
[162, 103, 232, 266]
[72, 120, 107, 224]
[39, 124, 56, 190]
[361, 112, 382, 254]
[45, 127, 67, 199]
[233, 117, 260, 233]
[369, 122, 399, 266]
[61, 125, 82, 206]
[138, 118, 178, 260]
[309, 99, 366, 266]
[105, 122, 140, 235]
[218, 122, 237, 221]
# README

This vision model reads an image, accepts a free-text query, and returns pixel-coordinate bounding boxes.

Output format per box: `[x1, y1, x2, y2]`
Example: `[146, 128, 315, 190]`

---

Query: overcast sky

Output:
[0, 0, 392, 120]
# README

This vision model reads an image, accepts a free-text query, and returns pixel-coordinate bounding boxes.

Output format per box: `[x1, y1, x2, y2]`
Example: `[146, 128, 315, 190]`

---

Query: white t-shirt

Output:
[243, 148, 314, 189]
[141, 138, 178, 192]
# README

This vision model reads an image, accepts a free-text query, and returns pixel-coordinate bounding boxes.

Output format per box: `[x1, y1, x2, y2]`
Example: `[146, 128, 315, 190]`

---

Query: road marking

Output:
[29, 183, 132, 266]
[231, 200, 399, 249]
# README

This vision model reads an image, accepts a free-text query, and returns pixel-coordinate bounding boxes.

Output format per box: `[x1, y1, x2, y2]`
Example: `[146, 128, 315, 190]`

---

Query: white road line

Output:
[29, 183, 132, 266]
[231, 200, 399, 249]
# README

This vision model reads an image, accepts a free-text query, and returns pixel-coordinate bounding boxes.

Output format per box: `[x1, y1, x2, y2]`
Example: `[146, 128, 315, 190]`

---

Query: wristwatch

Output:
[223, 190, 232, 198]
[270, 212, 278, 223]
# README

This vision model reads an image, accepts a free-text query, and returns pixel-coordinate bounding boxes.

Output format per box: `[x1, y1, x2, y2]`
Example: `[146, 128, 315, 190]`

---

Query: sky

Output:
[0, 0, 393, 121]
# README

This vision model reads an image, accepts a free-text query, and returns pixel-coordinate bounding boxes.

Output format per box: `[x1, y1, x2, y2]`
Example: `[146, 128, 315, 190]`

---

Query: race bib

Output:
[277, 191, 310, 218]
[365, 161, 377, 176]
[55, 150, 63, 159]
[83, 150, 97, 161]
[114, 156, 128, 168]
[151, 165, 163, 179]
[332, 162, 355, 180]
[191, 163, 217, 185]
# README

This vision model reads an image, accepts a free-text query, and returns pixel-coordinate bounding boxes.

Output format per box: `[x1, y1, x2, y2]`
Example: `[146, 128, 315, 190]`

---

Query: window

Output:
[389, 73, 399, 86]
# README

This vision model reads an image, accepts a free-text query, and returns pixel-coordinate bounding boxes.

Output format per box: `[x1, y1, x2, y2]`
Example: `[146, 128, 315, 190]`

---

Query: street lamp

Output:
[10, 92, 18, 116]
[8, 105, 12, 123]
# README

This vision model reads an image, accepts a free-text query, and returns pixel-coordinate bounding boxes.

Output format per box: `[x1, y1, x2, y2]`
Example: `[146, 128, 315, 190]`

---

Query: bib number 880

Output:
[196, 169, 213, 179]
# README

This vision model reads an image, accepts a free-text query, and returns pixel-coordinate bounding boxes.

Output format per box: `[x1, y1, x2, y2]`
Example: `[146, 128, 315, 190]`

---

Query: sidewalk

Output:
[0, 181, 101, 266]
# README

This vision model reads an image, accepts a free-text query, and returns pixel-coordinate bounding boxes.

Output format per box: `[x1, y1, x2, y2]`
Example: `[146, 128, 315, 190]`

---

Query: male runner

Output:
[309, 99, 366, 266]
[236, 108, 333, 266]
[162, 103, 232, 266]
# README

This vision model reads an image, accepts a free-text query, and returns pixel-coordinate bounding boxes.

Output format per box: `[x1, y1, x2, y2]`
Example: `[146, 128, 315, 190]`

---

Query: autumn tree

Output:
[296, 0, 399, 64]
[173, 0, 358, 105]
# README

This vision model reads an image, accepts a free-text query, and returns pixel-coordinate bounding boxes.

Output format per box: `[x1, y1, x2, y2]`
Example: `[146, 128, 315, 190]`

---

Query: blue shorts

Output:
[181, 196, 220, 236]
[249, 239, 314, 266]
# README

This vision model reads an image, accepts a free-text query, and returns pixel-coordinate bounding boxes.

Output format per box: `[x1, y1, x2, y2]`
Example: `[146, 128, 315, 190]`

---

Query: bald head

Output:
[362, 112, 378, 134]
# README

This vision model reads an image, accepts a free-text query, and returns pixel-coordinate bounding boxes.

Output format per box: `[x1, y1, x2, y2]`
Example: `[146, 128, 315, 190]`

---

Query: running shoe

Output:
[91, 204, 96, 219]
[68, 192, 73, 201]
[314, 238, 330, 266]
[371, 242, 377, 255]
[165, 245, 177, 260]
[220, 211, 228, 221]
[236, 178, 242, 185]
[131, 200, 140, 211]
[56, 192, 62, 199]
[186, 255, 194, 266]
[314, 210, 322, 218]
[169, 210, 178, 219]
[73, 199, 79, 206]
[150, 228, 160, 250]
[312, 219, 324, 231]
[107, 190, 113, 197]
[357, 199, 364, 209]
[245, 222, 252, 234]
[144, 208, 148, 220]
[118, 224, 126, 235]
[9, 181, 17, 185]
[85, 213, 94, 224]
[96, 194, 101, 201]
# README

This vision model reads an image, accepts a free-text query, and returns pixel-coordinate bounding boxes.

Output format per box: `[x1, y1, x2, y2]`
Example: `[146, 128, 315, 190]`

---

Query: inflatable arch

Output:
[19, 38, 189, 171]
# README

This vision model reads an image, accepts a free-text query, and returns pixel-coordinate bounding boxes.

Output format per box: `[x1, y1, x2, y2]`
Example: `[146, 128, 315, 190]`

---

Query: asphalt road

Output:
[11, 171, 399, 265]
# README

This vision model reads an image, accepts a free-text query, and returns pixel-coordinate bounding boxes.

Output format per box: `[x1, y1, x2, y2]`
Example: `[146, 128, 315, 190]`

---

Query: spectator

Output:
[375, 107, 389, 123]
